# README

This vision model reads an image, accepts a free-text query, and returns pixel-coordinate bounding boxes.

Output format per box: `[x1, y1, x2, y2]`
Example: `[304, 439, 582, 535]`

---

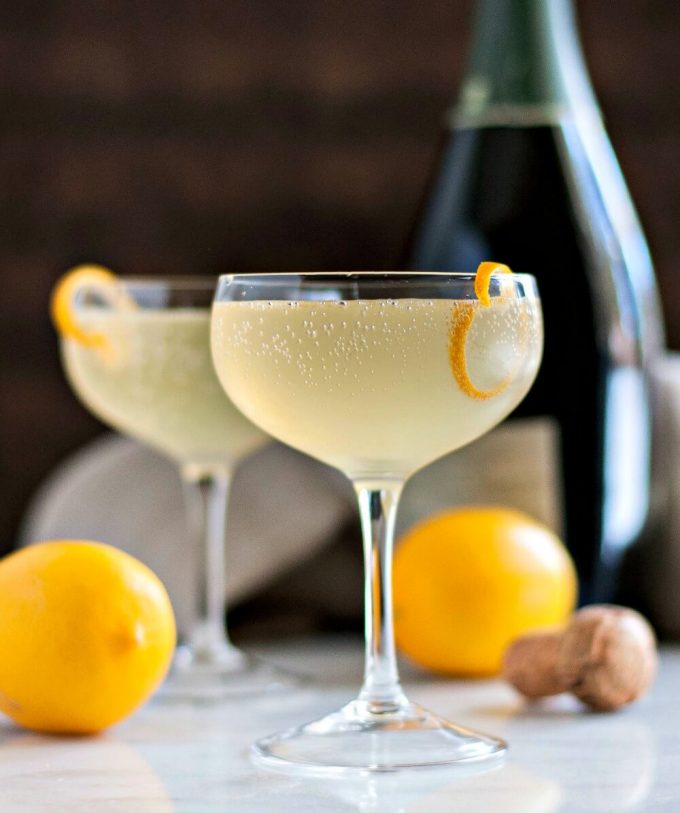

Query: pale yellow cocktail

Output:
[62, 308, 265, 467]
[211, 296, 541, 479]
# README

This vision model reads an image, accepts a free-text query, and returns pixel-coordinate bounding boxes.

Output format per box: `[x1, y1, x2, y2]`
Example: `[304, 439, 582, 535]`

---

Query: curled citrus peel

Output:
[50, 264, 129, 359]
[474, 261, 512, 306]
[448, 261, 517, 401]
[51, 264, 117, 347]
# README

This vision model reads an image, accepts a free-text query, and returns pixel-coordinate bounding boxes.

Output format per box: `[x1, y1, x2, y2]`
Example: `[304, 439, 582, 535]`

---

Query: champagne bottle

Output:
[405, 0, 664, 601]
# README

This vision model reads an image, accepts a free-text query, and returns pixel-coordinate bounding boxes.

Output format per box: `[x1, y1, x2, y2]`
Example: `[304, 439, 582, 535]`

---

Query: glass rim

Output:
[218, 270, 537, 285]
[71, 276, 218, 310]
[100, 275, 217, 290]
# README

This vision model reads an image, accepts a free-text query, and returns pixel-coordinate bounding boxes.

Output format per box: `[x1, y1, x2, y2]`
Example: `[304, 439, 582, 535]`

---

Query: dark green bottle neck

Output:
[453, 0, 600, 127]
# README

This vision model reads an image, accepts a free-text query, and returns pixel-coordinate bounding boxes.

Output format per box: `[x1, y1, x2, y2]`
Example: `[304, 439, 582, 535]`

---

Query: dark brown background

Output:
[1, 0, 679, 556]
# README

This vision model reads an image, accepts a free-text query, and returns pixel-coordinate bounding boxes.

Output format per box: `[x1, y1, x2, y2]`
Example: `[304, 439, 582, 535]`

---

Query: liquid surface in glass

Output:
[211, 296, 542, 480]
[62, 307, 265, 466]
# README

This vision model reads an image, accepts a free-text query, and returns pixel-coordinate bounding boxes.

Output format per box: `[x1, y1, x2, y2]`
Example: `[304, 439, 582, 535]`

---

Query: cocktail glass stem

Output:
[355, 481, 408, 714]
[179, 463, 243, 667]
[252, 475, 506, 770]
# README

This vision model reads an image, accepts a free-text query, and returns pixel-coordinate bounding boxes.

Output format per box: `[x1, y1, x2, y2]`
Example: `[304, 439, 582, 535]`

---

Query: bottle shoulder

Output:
[406, 122, 663, 359]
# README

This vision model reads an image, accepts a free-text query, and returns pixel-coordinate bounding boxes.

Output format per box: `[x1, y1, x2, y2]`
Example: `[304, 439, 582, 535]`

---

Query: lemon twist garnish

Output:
[50, 264, 120, 352]
[474, 261, 512, 307]
[448, 261, 517, 401]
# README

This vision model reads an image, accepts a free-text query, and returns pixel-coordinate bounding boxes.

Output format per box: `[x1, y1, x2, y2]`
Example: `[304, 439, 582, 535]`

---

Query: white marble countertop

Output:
[1, 637, 679, 812]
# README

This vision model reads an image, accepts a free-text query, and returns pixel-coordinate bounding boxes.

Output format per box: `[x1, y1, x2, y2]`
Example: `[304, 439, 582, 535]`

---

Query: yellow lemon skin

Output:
[393, 508, 577, 677]
[0, 541, 176, 734]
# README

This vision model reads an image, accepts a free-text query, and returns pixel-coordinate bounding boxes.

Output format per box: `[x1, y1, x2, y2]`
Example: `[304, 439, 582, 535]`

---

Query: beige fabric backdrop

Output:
[20, 416, 565, 637]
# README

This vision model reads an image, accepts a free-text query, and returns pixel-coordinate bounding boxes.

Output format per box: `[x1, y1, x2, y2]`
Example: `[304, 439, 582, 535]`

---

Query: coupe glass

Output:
[58, 275, 295, 699]
[211, 271, 543, 773]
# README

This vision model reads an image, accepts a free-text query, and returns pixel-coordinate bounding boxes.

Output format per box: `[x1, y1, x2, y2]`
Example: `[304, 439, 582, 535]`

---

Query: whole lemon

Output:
[0, 541, 176, 734]
[393, 507, 577, 676]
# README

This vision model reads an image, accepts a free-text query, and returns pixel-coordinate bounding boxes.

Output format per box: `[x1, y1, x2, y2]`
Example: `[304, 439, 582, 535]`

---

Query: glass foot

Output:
[159, 643, 301, 702]
[252, 699, 506, 776]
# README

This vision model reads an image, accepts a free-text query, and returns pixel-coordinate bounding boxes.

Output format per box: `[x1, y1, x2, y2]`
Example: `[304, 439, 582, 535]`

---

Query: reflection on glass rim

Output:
[221, 271, 538, 284]
[84, 276, 218, 290]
